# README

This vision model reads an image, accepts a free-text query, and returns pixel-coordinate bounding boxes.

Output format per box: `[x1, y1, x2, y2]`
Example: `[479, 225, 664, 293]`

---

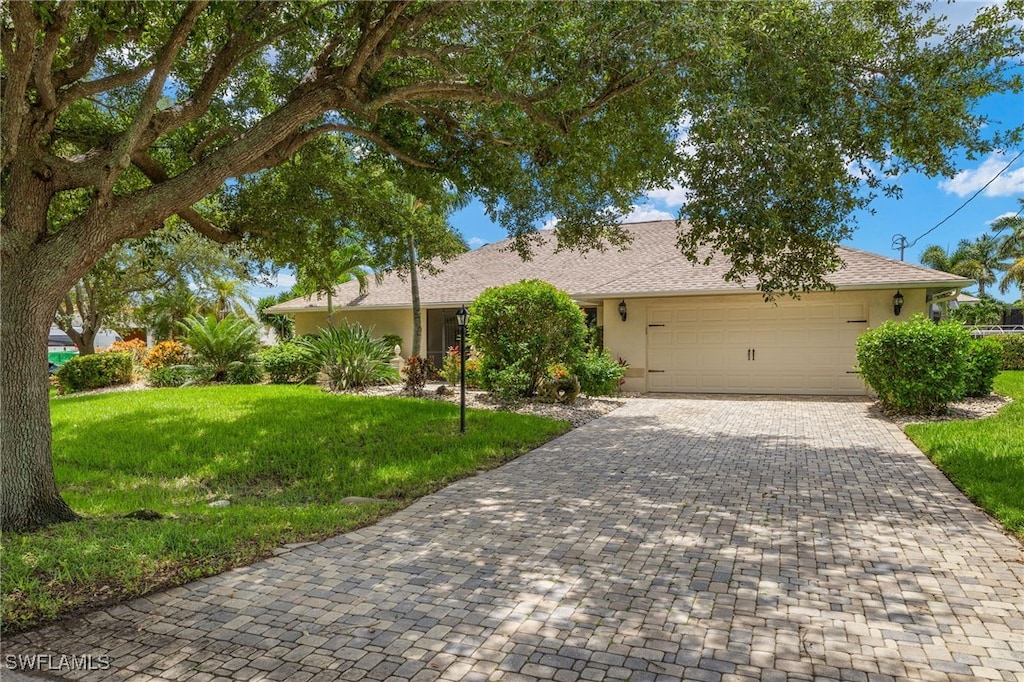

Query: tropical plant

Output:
[440, 346, 481, 388]
[290, 243, 373, 326]
[256, 293, 295, 341]
[468, 280, 588, 399]
[143, 340, 191, 370]
[948, 297, 1005, 326]
[205, 277, 254, 321]
[991, 202, 1024, 294]
[103, 339, 148, 364]
[178, 315, 261, 382]
[138, 282, 205, 342]
[297, 322, 399, 391]
[402, 356, 430, 396]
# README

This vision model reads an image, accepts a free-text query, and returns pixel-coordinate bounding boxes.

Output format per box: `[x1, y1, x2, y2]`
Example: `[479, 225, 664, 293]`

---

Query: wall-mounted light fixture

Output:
[893, 290, 904, 317]
[618, 300, 627, 322]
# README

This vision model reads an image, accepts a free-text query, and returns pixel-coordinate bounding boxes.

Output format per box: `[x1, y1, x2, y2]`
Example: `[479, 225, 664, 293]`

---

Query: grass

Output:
[0, 384, 570, 632]
[905, 371, 1024, 542]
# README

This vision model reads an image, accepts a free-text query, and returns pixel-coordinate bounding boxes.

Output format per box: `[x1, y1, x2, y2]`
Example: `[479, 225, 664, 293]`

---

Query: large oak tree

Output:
[2, 1, 1021, 530]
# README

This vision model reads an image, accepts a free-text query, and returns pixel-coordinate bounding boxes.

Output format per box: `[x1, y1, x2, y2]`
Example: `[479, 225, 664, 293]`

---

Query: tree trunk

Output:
[408, 233, 422, 357]
[1, 269, 79, 531]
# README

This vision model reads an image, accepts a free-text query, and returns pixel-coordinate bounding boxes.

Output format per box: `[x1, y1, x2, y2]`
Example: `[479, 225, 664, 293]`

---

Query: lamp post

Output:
[455, 306, 469, 433]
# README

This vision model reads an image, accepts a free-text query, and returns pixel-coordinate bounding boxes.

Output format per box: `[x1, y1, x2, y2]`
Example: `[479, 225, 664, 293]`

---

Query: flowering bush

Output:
[143, 339, 190, 369]
[103, 338, 148, 364]
[440, 346, 481, 387]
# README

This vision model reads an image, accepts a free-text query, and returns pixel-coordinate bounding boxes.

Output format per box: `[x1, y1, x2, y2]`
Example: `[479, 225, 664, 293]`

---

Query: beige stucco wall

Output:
[293, 309, 414, 353]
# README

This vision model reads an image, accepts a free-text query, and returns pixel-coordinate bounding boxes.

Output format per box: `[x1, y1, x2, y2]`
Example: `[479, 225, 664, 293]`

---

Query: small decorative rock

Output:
[207, 499, 230, 507]
[340, 496, 385, 505]
[436, 385, 452, 396]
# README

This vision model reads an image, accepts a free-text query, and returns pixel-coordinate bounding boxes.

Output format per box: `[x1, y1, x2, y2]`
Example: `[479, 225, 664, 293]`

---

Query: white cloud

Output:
[541, 217, 560, 231]
[468, 236, 486, 248]
[646, 181, 690, 208]
[939, 153, 1024, 197]
[269, 271, 297, 287]
[622, 205, 675, 223]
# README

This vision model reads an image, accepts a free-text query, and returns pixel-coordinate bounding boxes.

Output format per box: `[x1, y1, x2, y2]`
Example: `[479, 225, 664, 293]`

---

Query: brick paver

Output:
[4, 397, 1023, 680]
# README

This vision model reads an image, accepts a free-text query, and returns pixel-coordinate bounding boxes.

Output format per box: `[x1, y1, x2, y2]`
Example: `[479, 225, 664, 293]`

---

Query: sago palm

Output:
[178, 314, 260, 381]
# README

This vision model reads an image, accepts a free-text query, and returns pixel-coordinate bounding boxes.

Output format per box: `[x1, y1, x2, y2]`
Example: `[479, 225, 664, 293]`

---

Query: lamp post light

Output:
[455, 306, 469, 433]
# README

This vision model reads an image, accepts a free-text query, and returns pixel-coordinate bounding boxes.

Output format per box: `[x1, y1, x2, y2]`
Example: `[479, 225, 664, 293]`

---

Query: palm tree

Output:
[138, 282, 204, 341]
[920, 236, 1006, 297]
[956, 234, 1008, 298]
[293, 243, 372, 325]
[206, 276, 255, 320]
[991, 201, 1024, 294]
[920, 242, 974, 277]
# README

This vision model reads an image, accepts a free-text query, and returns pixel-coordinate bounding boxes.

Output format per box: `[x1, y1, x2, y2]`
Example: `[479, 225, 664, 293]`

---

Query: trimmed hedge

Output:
[856, 315, 970, 414]
[55, 352, 133, 393]
[964, 338, 1003, 397]
[989, 334, 1024, 370]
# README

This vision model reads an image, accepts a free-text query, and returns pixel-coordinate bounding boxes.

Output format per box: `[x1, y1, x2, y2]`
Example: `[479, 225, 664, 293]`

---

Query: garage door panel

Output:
[647, 299, 867, 395]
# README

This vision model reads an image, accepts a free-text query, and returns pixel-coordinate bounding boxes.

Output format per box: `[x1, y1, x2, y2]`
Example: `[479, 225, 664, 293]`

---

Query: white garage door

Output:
[646, 297, 867, 395]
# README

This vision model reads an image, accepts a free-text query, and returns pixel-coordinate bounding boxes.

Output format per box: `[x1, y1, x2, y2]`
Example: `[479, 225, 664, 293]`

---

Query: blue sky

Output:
[256, 2, 1023, 305]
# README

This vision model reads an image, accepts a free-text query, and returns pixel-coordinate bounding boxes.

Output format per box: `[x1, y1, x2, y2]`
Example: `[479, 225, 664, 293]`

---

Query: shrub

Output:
[143, 340, 190, 370]
[948, 297, 1005, 326]
[147, 365, 197, 388]
[963, 337, 1003, 397]
[297, 322, 399, 390]
[226, 359, 264, 385]
[440, 346, 481, 388]
[468, 280, 588, 398]
[990, 334, 1024, 370]
[178, 314, 260, 381]
[258, 342, 310, 383]
[55, 352, 133, 393]
[856, 314, 971, 414]
[575, 349, 627, 396]
[104, 338, 148, 364]
[402, 356, 430, 395]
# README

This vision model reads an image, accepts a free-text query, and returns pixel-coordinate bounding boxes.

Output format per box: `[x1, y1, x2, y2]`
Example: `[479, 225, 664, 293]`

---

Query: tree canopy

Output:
[3, 0, 1023, 531]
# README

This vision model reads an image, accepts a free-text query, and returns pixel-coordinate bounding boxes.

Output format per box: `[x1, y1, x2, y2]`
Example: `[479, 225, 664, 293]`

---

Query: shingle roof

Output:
[267, 220, 973, 312]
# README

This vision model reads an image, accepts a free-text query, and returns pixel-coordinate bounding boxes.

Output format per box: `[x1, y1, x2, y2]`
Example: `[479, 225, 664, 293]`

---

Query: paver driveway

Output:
[5, 397, 1024, 681]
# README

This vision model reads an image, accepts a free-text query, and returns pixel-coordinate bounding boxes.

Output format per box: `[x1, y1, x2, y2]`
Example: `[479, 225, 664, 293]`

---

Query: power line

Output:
[892, 148, 1024, 260]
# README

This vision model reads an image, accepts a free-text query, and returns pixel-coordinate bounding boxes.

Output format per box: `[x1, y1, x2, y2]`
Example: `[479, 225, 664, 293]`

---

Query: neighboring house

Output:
[267, 220, 973, 396]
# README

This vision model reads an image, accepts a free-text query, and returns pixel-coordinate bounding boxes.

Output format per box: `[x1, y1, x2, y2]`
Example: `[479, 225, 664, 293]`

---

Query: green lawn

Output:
[905, 371, 1024, 542]
[1, 385, 569, 632]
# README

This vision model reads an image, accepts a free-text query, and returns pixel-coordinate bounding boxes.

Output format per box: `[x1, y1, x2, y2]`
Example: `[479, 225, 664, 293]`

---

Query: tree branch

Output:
[61, 60, 155, 107]
[32, 0, 78, 111]
[190, 126, 243, 161]
[342, 0, 413, 88]
[142, 3, 280, 147]
[130, 152, 240, 244]
[110, 1, 208, 176]
[313, 124, 438, 170]
[1, 2, 40, 169]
